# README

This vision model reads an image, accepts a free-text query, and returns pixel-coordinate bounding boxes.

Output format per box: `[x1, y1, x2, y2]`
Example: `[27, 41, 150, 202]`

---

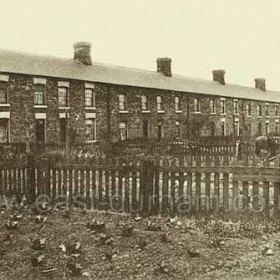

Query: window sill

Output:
[0, 104, 10, 107]
[59, 107, 71, 110]
[86, 140, 97, 143]
[34, 105, 47, 109]
[193, 111, 201, 114]
[119, 110, 129, 113]
[210, 112, 217, 115]
[142, 110, 151, 113]
[233, 113, 239, 116]
[85, 107, 96, 110]
[157, 110, 165, 114]
[175, 110, 183, 114]
[247, 115, 252, 118]
[220, 113, 226, 116]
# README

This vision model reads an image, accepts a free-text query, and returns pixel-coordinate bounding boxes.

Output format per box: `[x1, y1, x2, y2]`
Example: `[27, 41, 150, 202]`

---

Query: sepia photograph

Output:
[1, 0, 280, 279]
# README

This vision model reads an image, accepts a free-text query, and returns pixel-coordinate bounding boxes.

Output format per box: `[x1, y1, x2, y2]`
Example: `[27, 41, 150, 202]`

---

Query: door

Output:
[36, 119, 45, 143]
[143, 120, 149, 139]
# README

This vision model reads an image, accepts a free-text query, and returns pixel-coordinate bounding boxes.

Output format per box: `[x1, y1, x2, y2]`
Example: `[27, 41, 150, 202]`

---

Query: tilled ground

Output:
[1, 208, 280, 280]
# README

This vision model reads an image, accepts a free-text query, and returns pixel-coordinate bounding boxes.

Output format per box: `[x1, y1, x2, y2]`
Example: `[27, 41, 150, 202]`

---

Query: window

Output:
[34, 84, 45, 105]
[233, 100, 239, 115]
[58, 87, 69, 107]
[157, 96, 163, 111]
[0, 119, 8, 143]
[246, 103, 251, 117]
[276, 121, 279, 133]
[119, 122, 128, 140]
[257, 104, 262, 117]
[0, 82, 7, 104]
[265, 104, 269, 116]
[85, 88, 95, 107]
[194, 97, 200, 112]
[220, 98, 226, 114]
[210, 99, 215, 114]
[210, 122, 215, 136]
[234, 120, 240, 136]
[175, 96, 181, 111]
[86, 119, 96, 141]
[175, 121, 181, 137]
[275, 105, 279, 117]
[141, 95, 148, 111]
[119, 94, 127, 110]
[265, 121, 270, 134]
[221, 120, 226, 136]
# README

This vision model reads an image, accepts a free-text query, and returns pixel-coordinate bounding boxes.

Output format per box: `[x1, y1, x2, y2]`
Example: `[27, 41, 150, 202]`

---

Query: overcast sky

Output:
[1, 0, 280, 90]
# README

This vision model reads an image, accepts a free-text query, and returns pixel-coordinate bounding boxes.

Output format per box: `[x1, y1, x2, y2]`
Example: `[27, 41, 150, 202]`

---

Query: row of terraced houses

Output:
[0, 41, 279, 145]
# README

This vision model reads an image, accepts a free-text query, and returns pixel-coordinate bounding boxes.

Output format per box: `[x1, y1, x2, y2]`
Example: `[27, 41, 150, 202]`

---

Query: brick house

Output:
[0, 41, 279, 145]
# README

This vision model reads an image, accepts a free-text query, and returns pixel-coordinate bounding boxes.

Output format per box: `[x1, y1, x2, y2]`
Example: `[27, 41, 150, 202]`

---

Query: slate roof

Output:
[0, 48, 279, 103]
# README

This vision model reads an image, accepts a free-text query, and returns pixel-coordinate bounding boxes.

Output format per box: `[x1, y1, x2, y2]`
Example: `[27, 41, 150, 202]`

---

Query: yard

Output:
[1, 204, 280, 279]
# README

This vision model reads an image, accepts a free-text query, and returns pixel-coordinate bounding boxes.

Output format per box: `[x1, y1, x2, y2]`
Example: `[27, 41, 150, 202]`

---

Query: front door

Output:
[36, 119, 45, 143]
[143, 120, 149, 139]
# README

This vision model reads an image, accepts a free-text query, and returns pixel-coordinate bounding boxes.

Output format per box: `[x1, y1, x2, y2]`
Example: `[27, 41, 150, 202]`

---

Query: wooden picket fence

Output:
[1, 153, 280, 220]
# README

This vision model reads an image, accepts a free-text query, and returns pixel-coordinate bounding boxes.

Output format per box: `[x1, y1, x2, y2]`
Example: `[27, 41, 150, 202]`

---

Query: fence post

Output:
[140, 160, 154, 214]
[27, 153, 36, 203]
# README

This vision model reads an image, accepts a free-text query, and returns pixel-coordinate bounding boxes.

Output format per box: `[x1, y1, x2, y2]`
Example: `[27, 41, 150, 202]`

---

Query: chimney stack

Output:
[156, 57, 172, 77]
[212, 70, 225, 85]
[255, 78, 266, 91]
[73, 42, 92, 65]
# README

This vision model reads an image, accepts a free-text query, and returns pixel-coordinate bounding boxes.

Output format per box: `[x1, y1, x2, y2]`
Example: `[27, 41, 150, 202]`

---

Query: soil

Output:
[1, 207, 280, 280]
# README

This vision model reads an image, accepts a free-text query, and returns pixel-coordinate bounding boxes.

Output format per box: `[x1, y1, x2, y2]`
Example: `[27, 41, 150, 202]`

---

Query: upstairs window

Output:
[194, 97, 200, 113]
[210, 98, 215, 113]
[175, 121, 181, 137]
[175, 96, 182, 111]
[141, 95, 149, 111]
[246, 103, 251, 117]
[119, 94, 127, 110]
[265, 104, 269, 116]
[257, 104, 262, 117]
[157, 96, 163, 111]
[58, 87, 69, 107]
[220, 98, 226, 114]
[85, 88, 95, 107]
[233, 100, 239, 115]
[0, 82, 7, 104]
[275, 105, 279, 117]
[34, 84, 45, 105]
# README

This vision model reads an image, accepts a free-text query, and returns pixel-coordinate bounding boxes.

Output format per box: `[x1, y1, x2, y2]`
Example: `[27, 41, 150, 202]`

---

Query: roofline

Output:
[1, 69, 279, 104]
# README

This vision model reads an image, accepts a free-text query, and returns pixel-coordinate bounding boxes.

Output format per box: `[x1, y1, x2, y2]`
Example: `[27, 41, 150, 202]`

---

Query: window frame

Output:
[58, 86, 69, 107]
[0, 82, 8, 104]
[85, 88, 95, 108]
[194, 97, 200, 113]
[233, 99, 239, 115]
[220, 98, 226, 115]
[119, 94, 127, 111]
[210, 98, 216, 114]
[34, 84, 46, 105]
[141, 95, 149, 111]
[0, 119, 8, 143]
[246, 103, 252, 117]
[175, 96, 182, 112]
[257, 104, 262, 117]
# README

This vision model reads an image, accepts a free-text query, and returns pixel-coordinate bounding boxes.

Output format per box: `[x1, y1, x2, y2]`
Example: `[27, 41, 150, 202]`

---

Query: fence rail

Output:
[1, 153, 280, 221]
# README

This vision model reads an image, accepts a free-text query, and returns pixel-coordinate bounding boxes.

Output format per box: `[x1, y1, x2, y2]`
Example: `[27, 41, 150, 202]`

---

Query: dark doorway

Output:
[157, 121, 163, 140]
[36, 119, 45, 143]
[60, 118, 66, 143]
[143, 120, 149, 139]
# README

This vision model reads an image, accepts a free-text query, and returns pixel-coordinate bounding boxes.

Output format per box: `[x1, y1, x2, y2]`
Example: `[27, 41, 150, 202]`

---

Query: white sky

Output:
[1, 0, 280, 90]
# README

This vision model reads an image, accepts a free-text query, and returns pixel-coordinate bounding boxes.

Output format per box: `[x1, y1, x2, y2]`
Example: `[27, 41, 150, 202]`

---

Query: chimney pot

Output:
[73, 42, 92, 65]
[156, 57, 172, 77]
[255, 78, 266, 91]
[212, 70, 225, 85]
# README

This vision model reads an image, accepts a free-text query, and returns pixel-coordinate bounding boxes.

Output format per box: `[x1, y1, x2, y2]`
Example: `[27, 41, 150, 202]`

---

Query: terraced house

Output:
[0, 41, 279, 145]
